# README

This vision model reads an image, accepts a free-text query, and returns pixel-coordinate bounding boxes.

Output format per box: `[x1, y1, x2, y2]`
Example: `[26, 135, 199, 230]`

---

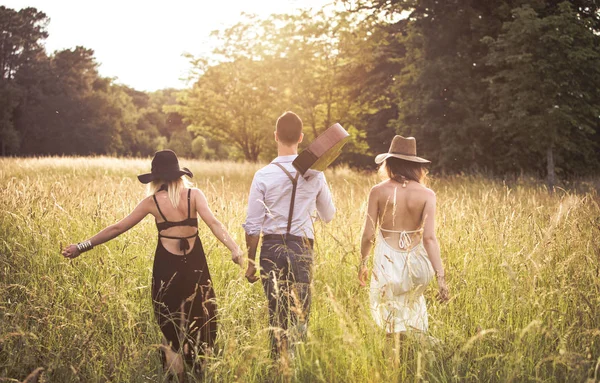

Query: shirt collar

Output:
[271, 154, 298, 163]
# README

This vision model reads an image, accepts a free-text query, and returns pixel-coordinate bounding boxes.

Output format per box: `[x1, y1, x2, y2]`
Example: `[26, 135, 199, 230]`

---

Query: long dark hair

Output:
[379, 157, 428, 185]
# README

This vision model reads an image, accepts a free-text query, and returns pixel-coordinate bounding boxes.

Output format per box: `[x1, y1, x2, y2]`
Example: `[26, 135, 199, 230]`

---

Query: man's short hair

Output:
[276, 111, 303, 145]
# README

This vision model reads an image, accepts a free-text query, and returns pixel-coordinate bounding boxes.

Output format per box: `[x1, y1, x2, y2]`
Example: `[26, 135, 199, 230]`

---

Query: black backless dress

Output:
[151, 187, 217, 365]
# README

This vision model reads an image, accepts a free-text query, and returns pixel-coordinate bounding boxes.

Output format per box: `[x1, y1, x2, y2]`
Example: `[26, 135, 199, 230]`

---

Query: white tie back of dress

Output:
[370, 228, 434, 333]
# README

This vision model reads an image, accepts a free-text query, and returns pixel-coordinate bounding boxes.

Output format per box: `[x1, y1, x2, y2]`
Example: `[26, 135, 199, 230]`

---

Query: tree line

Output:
[0, 6, 197, 158]
[1, 1, 599, 186]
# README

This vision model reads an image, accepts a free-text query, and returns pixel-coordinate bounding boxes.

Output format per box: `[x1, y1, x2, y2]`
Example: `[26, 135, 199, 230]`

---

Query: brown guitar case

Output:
[292, 123, 350, 176]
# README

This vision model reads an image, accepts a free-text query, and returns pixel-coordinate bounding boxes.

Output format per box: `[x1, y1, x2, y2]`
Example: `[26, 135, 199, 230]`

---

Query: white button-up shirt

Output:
[243, 155, 336, 239]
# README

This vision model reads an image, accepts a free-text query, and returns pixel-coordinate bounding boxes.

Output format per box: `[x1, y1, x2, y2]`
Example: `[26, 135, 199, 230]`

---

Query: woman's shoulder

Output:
[138, 195, 156, 210]
[411, 185, 436, 208]
[369, 180, 388, 194]
[415, 183, 435, 196]
[371, 180, 434, 195]
[409, 183, 436, 201]
[370, 179, 402, 194]
[187, 187, 207, 199]
[369, 180, 400, 200]
[376, 180, 436, 198]
[372, 179, 393, 189]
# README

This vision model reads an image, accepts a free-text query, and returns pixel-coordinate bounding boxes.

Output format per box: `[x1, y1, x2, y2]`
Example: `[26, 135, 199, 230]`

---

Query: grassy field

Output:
[1, 156, 599, 382]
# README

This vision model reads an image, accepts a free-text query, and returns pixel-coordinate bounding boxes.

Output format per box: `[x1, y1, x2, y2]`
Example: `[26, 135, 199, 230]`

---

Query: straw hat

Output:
[374, 135, 430, 164]
[137, 150, 193, 184]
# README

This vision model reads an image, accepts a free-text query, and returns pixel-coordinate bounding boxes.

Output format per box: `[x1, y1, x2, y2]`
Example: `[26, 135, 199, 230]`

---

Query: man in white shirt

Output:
[243, 111, 336, 358]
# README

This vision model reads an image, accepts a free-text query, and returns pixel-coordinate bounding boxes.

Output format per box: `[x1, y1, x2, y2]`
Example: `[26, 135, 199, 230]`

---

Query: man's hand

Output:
[245, 259, 259, 283]
[244, 234, 260, 283]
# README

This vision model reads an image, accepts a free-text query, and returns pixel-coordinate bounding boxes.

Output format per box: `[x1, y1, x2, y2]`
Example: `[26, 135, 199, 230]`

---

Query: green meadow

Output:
[1, 157, 599, 382]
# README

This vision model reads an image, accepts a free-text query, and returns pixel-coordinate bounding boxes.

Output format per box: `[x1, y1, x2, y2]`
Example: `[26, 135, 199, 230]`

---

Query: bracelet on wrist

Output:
[76, 240, 93, 253]
[435, 271, 445, 278]
[360, 257, 369, 267]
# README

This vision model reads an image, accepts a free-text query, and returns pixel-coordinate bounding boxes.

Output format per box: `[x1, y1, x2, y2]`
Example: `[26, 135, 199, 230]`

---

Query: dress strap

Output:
[272, 162, 300, 234]
[380, 228, 424, 250]
[152, 195, 168, 222]
[187, 189, 191, 219]
[379, 227, 424, 234]
[156, 188, 196, 256]
[159, 232, 198, 255]
[159, 233, 197, 240]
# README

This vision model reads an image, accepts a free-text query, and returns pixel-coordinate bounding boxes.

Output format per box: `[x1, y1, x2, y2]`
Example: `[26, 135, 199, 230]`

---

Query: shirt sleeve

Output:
[242, 173, 266, 236]
[315, 173, 336, 223]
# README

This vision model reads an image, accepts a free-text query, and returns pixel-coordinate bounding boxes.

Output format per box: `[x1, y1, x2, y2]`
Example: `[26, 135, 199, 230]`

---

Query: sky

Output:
[5, 0, 332, 91]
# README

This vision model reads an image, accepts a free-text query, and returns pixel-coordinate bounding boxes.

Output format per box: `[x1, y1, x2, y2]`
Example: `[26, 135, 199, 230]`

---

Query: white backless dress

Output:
[370, 228, 435, 333]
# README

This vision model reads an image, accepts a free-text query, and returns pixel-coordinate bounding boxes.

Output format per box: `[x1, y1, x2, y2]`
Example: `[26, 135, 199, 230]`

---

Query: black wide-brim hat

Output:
[137, 149, 193, 184]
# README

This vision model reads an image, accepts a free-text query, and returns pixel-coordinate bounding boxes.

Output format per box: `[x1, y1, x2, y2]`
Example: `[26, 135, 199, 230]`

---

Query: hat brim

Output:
[137, 167, 193, 184]
[375, 153, 430, 164]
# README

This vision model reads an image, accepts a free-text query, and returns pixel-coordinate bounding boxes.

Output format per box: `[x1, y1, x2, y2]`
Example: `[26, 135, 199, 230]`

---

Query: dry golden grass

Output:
[0, 156, 599, 382]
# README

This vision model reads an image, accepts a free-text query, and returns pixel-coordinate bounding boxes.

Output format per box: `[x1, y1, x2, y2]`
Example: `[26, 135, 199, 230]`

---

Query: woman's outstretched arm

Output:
[62, 198, 152, 259]
[422, 191, 449, 302]
[194, 188, 243, 265]
[359, 186, 378, 286]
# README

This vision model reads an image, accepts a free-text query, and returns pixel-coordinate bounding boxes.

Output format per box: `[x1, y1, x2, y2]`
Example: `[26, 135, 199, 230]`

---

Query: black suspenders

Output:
[272, 162, 300, 234]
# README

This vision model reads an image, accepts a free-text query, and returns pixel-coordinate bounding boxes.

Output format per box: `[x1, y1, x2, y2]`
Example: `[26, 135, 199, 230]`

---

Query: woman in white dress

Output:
[359, 136, 449, 334]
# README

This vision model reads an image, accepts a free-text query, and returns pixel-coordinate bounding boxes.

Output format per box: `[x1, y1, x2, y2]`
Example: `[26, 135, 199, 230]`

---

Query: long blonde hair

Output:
[146, 176, 193, 209]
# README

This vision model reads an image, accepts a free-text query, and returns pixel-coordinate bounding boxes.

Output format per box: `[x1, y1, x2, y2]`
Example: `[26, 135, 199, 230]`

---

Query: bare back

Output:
[151, 188, 199, 255]
[370, 179, 435, 251]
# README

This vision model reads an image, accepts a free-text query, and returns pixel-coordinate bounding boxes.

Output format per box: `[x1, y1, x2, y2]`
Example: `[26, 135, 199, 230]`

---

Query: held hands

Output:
[62, 244, 81, 259]
[230, 247, 244, 266]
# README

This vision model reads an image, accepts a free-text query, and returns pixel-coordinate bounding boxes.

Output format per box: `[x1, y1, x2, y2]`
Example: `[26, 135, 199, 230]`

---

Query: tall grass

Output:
[0, 157, 599, 382]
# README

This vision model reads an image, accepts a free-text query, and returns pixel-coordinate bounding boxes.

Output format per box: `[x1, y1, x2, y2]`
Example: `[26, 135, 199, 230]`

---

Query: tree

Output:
[338, 11, 408, 165]
[177, 8, 369, 162]
[15, 47, 130, 155]
[149, 89, 186, 139]
[484, 2, 600, 188]
[0, 80, 21, 155]
[0, 6, 48, 80]
[177, 57, 283, 162]
[386, 0, 526, 173]
[268, 10, 349, 139]
[0, 6, 48, 155]
[1, 5, 193, 158]
[345, 0, 600, 176]
[166, 129, 193, 158]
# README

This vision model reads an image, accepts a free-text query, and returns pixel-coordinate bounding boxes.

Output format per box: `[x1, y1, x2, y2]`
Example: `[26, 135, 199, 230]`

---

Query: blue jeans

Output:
[260, 237, 313, 357]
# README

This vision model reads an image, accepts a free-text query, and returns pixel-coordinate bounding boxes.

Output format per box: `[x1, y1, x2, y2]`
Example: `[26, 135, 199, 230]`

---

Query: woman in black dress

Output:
[61, 150, 242, 375]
